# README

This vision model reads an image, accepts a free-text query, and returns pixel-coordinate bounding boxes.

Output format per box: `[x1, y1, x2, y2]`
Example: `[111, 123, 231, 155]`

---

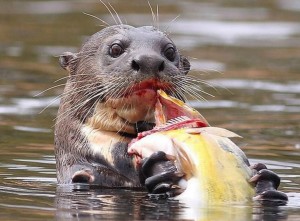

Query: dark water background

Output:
[0, 0, 299, 220]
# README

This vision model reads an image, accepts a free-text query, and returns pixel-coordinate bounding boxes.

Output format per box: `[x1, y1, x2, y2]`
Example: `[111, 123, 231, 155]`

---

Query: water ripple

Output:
[0, 97, 59, 115]
[13, 126, 51, 133]
[171, 20, 300, 47]
[250, 159, 300, 169]
[277, 0, 300, 11]
[0, 185, 55, 197]
[190, 60, 226, 72]
[251, 105, 300, 113]
[209, 79, 300, 93]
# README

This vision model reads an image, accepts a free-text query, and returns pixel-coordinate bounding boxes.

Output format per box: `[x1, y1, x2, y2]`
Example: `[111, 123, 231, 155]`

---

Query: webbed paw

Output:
[250, 163, 288, 205]
[139, 151, 184, 197]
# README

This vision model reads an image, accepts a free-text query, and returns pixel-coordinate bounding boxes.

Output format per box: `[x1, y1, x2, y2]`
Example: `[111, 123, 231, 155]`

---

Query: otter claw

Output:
[150, 183, 184, 198]
[145, 171, 184, 193]
[151, 183, 172, 194]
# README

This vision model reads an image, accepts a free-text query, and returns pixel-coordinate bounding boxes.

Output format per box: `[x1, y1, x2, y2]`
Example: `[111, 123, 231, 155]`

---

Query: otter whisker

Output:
[181, 74, 224, 95]
[116, 117, 130, 135]
[177, 78, 215, 98]
[187, 80, 218, 95]
[168, 84, 188, 102]
[40, 83, 89, 113]
[181, 88, 207, 102]
[173, 74, 218, 93]
[104, 75, 131, 99]
[108, 2, 123, 25]
[175, 81, 208, 100]
[187, 84, 214, 99]
[164, 14, 180, 34]
[148, 1, 157, 28]
[99, 0, 118, 25]
[82, 12, 110, 27]
[172, 86, 185, 101]
[56, 81, 97, 101]
[122, 81, 136, 98]
[101, 78, 127, 103]
[54, 96, 93, 124]
[76, 50, 98, 59]
[54, 83, 103, 122]
[53, 76, 70, 83]
[39, 96, 61, 114]
[172, 80, 207, 101]
[81, 96, 102, 125]
[71, 50, 97, 63]
[34, 83, 66, 97]
[193, 73, 232, 94]
[156, 4, 160, 30]
[111, 81, 128, 99]
[39, 87, 79, 115]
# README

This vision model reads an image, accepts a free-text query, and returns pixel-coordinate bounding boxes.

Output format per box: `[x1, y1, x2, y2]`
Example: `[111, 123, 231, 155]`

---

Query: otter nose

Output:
[131, 55, 165, 74]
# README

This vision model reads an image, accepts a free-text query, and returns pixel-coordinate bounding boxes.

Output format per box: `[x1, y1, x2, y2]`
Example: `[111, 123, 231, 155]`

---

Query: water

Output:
[0, 0, 299, 220]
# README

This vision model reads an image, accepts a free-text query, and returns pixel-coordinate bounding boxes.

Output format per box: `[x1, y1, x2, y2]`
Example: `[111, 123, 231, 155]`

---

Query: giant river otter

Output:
[54, 24, 287, 203]
[55, 25, 189, 186]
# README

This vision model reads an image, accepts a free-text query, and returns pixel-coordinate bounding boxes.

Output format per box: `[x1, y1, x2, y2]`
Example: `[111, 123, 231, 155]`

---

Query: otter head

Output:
[59, 25, 190, 135]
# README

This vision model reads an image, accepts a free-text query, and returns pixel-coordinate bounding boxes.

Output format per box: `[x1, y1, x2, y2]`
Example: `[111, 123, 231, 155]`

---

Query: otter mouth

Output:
[122, 79, 172, 98]
[101, 79, 173, 126]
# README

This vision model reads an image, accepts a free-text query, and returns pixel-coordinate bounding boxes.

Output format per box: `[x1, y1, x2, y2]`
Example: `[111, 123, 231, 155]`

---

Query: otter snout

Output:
[132, 54, 165, 75]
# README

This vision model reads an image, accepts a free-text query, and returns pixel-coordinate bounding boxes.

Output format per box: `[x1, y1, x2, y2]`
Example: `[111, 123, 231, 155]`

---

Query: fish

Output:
[128, 90, 255, 204]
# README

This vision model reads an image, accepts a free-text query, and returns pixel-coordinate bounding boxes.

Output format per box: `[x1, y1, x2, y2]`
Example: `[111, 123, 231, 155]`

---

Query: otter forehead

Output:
[82, 25, 173, 51]
[126, 25, 169, 42]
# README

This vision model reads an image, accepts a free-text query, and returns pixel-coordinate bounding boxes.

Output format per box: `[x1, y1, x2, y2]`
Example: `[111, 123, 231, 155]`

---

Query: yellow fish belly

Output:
[161, 129, 254, 204]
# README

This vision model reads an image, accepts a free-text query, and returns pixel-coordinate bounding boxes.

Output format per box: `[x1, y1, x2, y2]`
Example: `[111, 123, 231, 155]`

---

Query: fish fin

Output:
[185, 127, 242, 138]
[171, 138, 194, 179]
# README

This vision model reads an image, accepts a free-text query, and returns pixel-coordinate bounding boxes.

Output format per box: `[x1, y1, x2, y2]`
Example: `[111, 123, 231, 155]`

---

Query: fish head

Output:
[128, 89, 209, 165]
[155, 89, 209, 128]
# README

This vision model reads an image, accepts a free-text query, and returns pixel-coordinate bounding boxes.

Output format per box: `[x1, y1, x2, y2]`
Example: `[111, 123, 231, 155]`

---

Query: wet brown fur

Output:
[54, 25, 190, 186]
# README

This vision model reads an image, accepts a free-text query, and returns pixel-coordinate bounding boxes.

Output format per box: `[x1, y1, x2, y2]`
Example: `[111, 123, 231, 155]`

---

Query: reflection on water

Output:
[278, 0, 300, 12]
[54, 186, 258, 221]
[0, 0, 300, 220]
[0, 97, 59, 115]
[210, 79, 300, 94]
[171, 20, 300, 47]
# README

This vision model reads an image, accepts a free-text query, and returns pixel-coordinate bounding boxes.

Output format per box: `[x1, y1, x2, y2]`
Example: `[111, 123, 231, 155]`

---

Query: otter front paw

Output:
[139, 151, 184, 197]
[250, 163, 288, 205]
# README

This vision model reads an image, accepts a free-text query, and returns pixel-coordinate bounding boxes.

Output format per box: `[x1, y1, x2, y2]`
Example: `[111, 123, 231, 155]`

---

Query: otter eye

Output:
[164, 46, 176, 62]
[109, 43, 124, 58]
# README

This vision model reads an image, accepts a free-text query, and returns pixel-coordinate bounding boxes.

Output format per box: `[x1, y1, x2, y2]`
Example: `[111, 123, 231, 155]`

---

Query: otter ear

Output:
[59, 52, 78, 73]
[180, 55, 190, 75]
